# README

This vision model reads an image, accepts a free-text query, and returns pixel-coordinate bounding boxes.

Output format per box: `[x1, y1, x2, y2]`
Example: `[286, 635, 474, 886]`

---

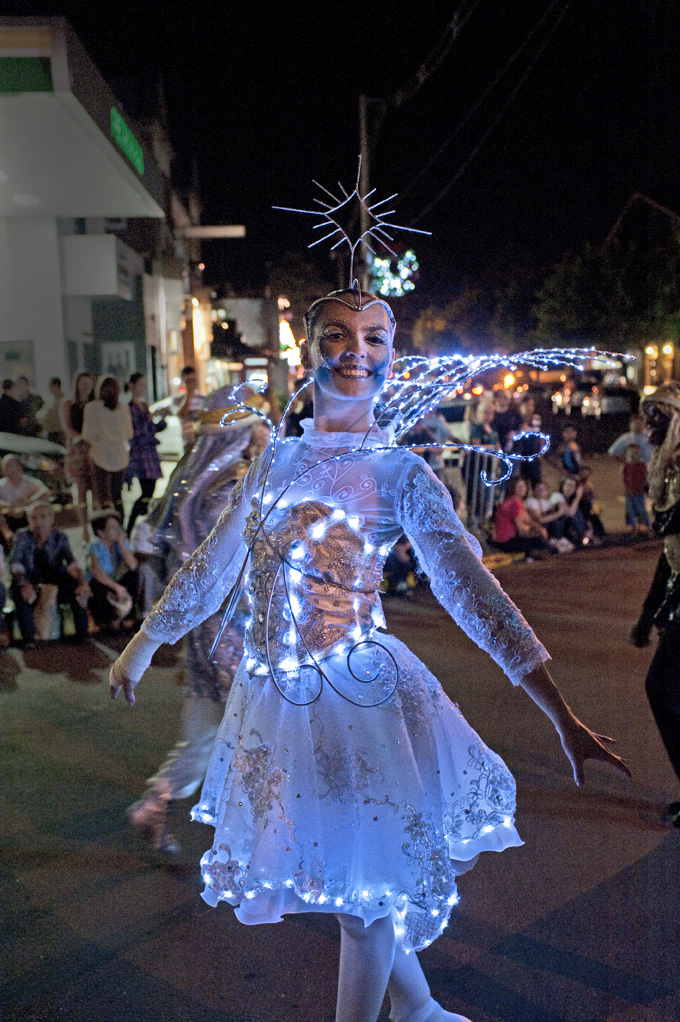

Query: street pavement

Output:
[2, 533, 679, 1022]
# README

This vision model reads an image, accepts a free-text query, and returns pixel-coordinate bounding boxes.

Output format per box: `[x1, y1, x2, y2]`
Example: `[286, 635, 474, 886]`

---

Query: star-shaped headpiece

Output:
[274, 155, 431, 287]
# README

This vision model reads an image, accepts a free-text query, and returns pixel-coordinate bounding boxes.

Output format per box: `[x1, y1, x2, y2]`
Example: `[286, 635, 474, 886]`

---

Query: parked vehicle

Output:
[580, 386, 639, 418]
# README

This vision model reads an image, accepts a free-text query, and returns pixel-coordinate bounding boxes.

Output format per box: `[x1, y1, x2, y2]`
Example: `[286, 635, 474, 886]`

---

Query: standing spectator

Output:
[82, 376, 133, 521]
[9, 502, 90, 645]
[0, 454, 49, 534]
[623, 443, 651, 532]
[86, 511, 139, 631]
[176, 365, 203, 450]
[61, 370, 96, 544]
[492, 476, 551, 557]
[491, 388, 522, 451]
[557, 423, 582, 476]
[469, 401, 501, 449]
[608, 414, 654, 464]
[0, 378, 27, 434]
[125, 372, 168, 536]
[512, 397, 543, 486]
[418, 409, 451, 480]
[39, 377, 66, 446]
[11, 375, 43, 436]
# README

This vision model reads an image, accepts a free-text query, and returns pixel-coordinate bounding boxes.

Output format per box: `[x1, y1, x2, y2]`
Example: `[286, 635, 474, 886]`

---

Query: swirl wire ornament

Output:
[206, 169, 634, 704]
[207, 353, 626, 699]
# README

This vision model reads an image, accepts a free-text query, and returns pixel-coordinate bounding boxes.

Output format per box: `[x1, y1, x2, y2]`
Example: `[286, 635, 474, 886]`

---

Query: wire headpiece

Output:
[274, 155, 431, 289]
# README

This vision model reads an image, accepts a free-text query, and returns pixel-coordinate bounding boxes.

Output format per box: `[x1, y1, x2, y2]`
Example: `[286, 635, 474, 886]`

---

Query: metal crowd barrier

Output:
[443, 448, 502, 537]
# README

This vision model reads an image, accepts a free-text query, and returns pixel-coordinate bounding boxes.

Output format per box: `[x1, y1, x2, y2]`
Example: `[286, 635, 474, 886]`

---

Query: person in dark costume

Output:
[630, 382, 680, 827]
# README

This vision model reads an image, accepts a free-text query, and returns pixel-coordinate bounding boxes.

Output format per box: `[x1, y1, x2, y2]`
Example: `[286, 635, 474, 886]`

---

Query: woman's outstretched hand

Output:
[557, 715, 632, 787]
[109, 660, 138, 705]
[519, 662, 632, 787]
[107, 630, 161, 707]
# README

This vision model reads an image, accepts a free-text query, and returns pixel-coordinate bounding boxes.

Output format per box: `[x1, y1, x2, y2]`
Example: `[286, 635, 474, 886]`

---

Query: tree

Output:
[265, 253, 335, 337]
[533, 231, 680, 350]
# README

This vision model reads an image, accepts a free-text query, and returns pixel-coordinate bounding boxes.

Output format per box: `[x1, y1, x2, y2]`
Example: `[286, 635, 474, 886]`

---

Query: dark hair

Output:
[507, 476, 527, 497]
[126, 372, 145, 394]
[98, 376, 119, 410]
[72, 371, 95, 404]
[50, 377, 62, 388]
[181, 365, 196, 378]
[90, 510, 120, 536]
[2, 379, 13, 393]
[304, 288, 396, 338]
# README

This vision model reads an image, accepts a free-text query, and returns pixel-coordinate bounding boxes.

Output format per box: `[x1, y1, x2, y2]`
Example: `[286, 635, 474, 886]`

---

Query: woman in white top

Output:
[0, 453, 50, 540]
[82, 376, 133, 521]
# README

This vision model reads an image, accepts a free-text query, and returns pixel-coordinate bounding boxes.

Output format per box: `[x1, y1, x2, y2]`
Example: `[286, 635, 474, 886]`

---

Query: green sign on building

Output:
[110, 107, 144, 176]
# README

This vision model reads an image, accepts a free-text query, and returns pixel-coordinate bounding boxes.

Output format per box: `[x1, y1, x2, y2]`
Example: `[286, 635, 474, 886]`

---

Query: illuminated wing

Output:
[378, 348, 631, 440]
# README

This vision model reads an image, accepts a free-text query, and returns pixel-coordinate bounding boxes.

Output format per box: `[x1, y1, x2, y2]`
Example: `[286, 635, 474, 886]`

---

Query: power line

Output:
[399, 0, 569, 203]
[410, 0, 573, 224]
[367, 0, 484, 147]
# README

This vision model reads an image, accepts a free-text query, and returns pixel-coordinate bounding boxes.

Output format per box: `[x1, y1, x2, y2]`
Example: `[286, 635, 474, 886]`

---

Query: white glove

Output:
[109, 630, 161, 705]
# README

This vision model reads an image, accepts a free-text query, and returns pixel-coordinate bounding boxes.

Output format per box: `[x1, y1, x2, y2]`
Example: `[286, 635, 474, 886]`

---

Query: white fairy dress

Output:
[141, 419, 549, 951]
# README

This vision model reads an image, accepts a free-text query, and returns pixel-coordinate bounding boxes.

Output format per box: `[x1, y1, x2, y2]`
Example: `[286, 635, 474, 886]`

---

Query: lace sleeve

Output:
[141, 460, 258, 644]
[398, 459, 550, 685]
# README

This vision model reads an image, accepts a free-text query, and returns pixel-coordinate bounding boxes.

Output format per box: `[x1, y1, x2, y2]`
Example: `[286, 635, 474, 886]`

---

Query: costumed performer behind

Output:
[110, 289, 630, 1022]
[127, 386, 270, 854]
[629, 383, 680, 828]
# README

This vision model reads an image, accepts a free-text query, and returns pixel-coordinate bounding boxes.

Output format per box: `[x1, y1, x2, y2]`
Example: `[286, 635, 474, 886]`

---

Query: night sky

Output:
[7, 1, 680, 305]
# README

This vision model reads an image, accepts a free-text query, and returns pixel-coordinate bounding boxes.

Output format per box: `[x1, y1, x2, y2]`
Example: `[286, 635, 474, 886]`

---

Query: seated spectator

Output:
[86, 511, 139, 631]
[0, 454, 50, 536]
[550, 477, 592, 547]
[491, 477, 551, 557]
[556, 424, 582, 476]
[525, 481, 572, 550]
[9, 502, 90, 645]
[383, 535, 418, 595]
[577, 465, 606, 542]
[129, 515, 162, 619]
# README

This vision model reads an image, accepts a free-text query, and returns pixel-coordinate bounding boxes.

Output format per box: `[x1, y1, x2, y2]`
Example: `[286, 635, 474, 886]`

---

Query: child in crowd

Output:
[623, 444, 651, 533]
[577, 465, 606, 543]
[86, 511, 139, 630]
[557, 424, 582, 476]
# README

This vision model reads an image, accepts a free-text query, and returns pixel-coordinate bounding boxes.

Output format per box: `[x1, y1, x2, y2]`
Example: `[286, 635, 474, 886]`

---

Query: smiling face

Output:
[302, 301, 395, 405]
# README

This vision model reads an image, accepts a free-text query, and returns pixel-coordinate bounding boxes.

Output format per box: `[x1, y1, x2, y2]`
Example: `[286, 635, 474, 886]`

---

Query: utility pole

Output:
[359, 94, 371, 291]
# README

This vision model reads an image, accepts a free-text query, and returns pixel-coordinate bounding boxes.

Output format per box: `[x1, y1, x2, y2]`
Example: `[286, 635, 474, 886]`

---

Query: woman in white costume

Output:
[111, 281, 629, 1022]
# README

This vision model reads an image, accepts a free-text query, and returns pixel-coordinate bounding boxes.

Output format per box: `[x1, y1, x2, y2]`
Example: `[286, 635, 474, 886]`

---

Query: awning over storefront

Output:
[0, 18, 164, 219]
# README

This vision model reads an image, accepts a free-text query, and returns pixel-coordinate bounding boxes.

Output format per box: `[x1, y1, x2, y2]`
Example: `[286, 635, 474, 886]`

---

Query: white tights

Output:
[335, 913, 472, 1022]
